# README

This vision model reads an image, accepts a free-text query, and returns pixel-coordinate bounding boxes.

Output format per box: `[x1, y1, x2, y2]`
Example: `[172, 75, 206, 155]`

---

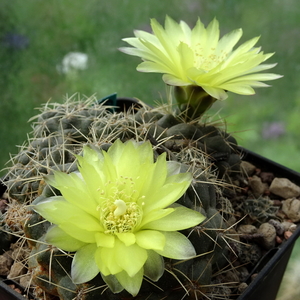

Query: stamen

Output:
[101, 197, 143, 234]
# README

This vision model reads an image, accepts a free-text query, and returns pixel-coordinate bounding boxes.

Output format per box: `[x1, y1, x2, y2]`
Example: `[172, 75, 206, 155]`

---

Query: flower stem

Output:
[174, 85, 217, 121]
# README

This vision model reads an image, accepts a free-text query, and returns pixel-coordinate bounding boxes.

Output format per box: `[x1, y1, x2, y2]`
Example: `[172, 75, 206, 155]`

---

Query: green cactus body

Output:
[2, 95, 242, 299]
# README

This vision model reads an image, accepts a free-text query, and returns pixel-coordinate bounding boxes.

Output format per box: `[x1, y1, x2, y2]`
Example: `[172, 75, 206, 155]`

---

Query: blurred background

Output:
[0, 0, 299, 298]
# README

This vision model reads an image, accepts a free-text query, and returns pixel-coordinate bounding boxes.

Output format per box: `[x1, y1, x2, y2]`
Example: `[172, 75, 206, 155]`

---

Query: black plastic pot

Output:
[237, 148, 300, 300]
[0, 278, 30, 300]
[97, 93, 143, 113]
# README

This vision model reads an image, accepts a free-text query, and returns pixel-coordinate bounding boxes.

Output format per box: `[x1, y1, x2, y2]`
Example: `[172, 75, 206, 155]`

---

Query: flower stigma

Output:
[114, 199, 127, 217]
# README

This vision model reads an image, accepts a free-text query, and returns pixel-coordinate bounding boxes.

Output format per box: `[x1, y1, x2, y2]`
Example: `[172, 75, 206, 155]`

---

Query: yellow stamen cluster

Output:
[101, 199, 142, 234]
[194, 45, 223, 71]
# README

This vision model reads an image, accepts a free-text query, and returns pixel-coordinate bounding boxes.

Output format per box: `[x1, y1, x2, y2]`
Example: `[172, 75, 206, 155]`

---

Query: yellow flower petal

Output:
[202, 86, 228, 100]
[142, 180, 191, 214]
[216, 28, 242, 56]
[135, 230, 165, 250]
[116, 232, 136, 246]
[45, 172, 99, 218]
[204, 18, 220, 54]
[151, 18, 180, 64]
[177, 42, 195, 76]
[114, 240, 147, 277]
[136, 153, 167, 199]
[138, 208, 174, 229]
[45, 225, 87, 251]
[115, 269, 144, 297]
[137, 61, 174, 74]
[58, 223, 96, 244]
[143, 250, 164, 281]
[143, 205, 205, 231]
[34, 196, 102, 231]
[101, 274, 124, 294]
[162, 73, 191, 86]
[155, 231, 196, 259]
[95, 232, 115, 248]
[71, 243, 99, 284]
[96, 246, 123, 275]
[94, 247, 110, 276]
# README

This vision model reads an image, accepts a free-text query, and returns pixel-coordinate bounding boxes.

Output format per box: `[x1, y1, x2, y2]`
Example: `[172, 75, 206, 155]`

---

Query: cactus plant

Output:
[1, 94, 246, 299]
[1, 14, 284, 300]
[241, 197, 279, 223]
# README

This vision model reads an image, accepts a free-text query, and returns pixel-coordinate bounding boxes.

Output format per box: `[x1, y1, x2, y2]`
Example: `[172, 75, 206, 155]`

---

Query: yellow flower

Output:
[120, 16, 282, 102]
[34, 140, 205, 296]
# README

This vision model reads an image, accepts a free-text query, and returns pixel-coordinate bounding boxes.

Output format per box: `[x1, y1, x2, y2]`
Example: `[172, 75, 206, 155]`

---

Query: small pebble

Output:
[0, 199, 8, 213]
[7, 261, 26, 280]
[8, 284, 22, 294]
[268, 219, 285, 235]
[238, 282, 248, 293]
[238, 267, 250, 282]
[0, 255, 12, 276]
[272, 199, 282, 206]
[0, 250, 13, 276]
[237, 225, 257, 235]
[19, 273, 31, 289]
[11, 247, 27, 261]
[248, 175, 268, 197]
[258, 223, 276, 250]
[260, 172, 275, 183]
[251, 273, 258, 281]
[276, 210, 287, 220]
[241, 161, 256, 176]
[269, 177, 300, 199]
[224, 270, 240, 282]
[282, 198, 300, 222]
[281, 221, 295, 231]
[284, 231, 293, 240]
[289, 224, 297, 233]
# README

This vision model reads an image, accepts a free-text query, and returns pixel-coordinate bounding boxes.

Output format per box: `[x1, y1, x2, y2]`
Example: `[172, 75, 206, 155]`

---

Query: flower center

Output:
[101, 199, 142, 234]
[193, 43, 228, 71]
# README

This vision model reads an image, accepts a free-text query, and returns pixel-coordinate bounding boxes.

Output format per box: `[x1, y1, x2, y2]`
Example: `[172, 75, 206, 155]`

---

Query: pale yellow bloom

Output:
[34, 140, 205, 296]
[120, 16, 282, 101]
